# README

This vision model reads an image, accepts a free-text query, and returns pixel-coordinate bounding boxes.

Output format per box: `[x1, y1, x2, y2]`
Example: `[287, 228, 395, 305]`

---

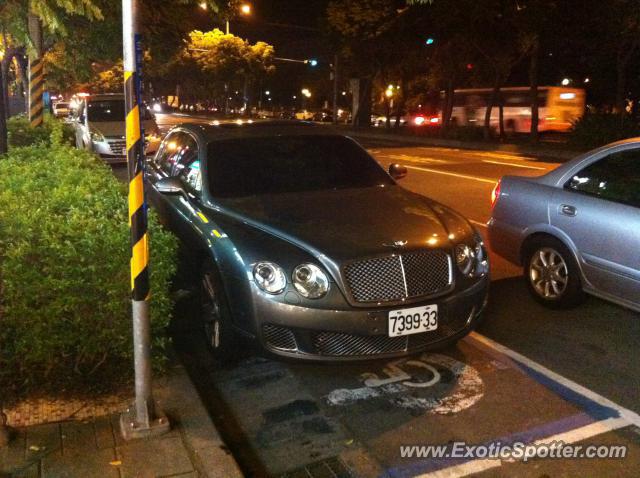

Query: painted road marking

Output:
[482, 159, 548, 170]
[385, 332, 639, 477]
[326, 354, 484, 414]
[405, 165, 498, 184]
[469, 332, 640, 426]
[380, 153, 447, 164]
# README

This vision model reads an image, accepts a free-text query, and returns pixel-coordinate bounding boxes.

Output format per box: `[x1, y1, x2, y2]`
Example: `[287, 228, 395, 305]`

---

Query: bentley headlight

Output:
[253, 262, 286, 294]
[292, 263, 329, 299]
[455, 237, 489, 278]
[455, 244, 474, 275]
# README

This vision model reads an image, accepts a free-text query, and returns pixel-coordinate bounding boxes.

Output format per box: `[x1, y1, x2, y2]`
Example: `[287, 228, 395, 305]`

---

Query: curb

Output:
[155, 363, 244, 478]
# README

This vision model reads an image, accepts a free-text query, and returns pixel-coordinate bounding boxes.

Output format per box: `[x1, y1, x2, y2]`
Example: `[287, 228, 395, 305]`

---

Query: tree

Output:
[177, 29, 275, 112]
[326, 0, 400, 126]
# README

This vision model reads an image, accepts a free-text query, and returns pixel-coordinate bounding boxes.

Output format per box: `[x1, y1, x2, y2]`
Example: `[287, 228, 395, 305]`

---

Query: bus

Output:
[442, 86, 585, 133]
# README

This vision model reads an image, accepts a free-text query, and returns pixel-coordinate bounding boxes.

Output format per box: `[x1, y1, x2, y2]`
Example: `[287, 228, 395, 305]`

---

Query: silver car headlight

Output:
[292, 263, 329, 299]
[253, 262, 287, 294]
[90, 130, 105, 143]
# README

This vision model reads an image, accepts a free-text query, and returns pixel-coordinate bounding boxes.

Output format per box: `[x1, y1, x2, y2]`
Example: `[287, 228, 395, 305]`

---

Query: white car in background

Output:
[73, 93, 161, 164]
[52, 101, 71, 118]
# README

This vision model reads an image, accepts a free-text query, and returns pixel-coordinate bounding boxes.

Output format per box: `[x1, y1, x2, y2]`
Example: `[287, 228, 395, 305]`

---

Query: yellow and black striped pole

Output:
[28, 57, 44, 127]
[27, 13, 44, 127]
[119, 0, 169, 440]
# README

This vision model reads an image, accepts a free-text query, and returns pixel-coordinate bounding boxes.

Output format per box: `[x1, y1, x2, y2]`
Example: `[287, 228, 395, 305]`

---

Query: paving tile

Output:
[60, 421, 97, 454]
[118, 436, 194, 478]
[42, 444, 119, 478]
[25, 423, 61, 462]
[12, 462, 40, 478]
[94, 416, 116, 450]
[0, 428, 27, 474]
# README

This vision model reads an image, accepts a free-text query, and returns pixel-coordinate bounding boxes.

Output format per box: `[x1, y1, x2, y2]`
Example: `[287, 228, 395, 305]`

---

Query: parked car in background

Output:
[146, 122, 489, 361]
[489, 138, 640, 311]
[73, 93, 161, 163]
[52, 101, 70, 118]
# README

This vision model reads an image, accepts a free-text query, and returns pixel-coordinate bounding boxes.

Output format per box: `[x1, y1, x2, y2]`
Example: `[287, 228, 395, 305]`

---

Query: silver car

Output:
[488, 138, 640, 311]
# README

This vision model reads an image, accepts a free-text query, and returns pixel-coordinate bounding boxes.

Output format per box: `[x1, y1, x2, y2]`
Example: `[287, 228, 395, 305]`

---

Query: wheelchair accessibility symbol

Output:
[326, 353, 484, 414]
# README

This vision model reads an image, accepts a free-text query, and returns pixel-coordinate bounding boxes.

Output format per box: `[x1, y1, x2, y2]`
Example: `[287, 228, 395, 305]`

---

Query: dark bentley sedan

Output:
[146, 122, 489, 361]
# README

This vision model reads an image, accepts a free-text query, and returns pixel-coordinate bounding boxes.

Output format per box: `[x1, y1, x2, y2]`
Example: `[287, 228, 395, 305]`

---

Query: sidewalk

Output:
[0, 363, 243, 478]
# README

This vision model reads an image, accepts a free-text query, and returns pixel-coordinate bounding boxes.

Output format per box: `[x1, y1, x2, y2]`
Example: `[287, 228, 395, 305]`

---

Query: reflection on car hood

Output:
[216, 186, 471, 260]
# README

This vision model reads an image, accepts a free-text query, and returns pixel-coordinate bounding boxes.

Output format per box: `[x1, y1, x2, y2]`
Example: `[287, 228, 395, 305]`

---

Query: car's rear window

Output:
[207, 135, 393, 197]
[87, 100, 125, 122]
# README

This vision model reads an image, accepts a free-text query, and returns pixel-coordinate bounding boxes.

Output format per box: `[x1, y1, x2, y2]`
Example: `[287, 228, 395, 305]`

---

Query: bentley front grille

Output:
[263, 324, 297, 352]
[343, 250, 451, 303]
[313, 331, 408, 356]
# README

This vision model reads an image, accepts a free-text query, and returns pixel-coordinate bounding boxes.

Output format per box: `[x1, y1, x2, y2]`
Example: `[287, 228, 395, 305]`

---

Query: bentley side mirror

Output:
[389, 163, 408, 180]
[155, 177, 185, 195]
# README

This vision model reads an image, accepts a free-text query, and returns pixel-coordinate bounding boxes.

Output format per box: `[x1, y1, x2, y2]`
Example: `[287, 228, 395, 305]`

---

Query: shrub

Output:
[569, 113, 640, 150]
[0, 145, 177, 403]
[7, 114, 75, 148]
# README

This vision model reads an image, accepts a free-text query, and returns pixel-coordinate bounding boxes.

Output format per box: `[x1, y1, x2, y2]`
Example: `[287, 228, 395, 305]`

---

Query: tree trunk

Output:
[498, 91, 504, 140]
[615, 49, 626, 118]
[442, 79, 454, 136]
[529, 37, 540, 143]
[484, 74, 500, 140]
[394, 76, 408, 130]
[354, 77, 372, 127]
[0, 62, 8, 155]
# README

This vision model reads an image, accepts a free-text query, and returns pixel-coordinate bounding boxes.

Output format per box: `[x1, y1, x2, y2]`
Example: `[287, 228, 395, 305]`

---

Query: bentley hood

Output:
[215, 186, 475, 261]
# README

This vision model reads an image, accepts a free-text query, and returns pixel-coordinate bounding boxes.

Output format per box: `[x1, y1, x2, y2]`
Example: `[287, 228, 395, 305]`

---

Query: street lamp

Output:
[201, 2, 253, 35]
[301, 88, 311, 98]
[561, 78, 570, 86]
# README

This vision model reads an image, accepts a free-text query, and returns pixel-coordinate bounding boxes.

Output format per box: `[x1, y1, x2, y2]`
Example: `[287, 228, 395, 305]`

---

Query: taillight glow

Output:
[491, 180, 501, 208]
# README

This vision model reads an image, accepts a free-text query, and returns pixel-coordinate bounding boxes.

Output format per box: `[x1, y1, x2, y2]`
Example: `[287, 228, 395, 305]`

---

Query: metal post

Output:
[119, 0, 169, 440]
[226, 19, 230, 34]
[332, 54, 338, 125]
[27, 11, 44, 127]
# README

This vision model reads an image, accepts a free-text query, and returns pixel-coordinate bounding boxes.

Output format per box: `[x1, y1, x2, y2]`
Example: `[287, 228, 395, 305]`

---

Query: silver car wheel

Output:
[529, 247, 569, 299]
[202, 273, 221, 349]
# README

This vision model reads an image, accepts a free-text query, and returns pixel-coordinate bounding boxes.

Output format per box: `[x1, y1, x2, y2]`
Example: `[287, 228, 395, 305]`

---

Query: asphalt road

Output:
[126, 115, 640, 477]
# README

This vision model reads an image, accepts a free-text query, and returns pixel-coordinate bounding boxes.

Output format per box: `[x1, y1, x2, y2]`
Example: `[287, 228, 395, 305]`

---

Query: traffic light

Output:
[425, 37, 435, 45]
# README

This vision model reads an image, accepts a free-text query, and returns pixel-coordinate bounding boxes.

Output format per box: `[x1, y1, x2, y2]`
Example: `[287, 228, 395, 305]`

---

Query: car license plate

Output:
[388, 305, 438, 337]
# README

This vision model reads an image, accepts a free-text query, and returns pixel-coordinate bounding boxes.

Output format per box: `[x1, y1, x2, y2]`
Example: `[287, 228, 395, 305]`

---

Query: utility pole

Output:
[27, 8, 44, 127]
[119, 0, 170, 440]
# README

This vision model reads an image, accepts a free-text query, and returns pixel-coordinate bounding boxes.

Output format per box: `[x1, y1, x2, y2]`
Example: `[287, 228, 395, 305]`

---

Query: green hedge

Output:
[569, 113, 640, 150]
[0, 143, 177, 402]
[7, 114, 75, 148]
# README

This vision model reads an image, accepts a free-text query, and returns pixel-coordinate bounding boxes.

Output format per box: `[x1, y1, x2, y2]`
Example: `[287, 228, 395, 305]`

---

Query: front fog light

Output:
[292, 263, 329, 298]
[253, 262, 286, 294]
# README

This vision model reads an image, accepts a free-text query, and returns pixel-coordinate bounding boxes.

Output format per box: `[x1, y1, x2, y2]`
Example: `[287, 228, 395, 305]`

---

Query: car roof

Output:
[174, 120, 346, 143]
